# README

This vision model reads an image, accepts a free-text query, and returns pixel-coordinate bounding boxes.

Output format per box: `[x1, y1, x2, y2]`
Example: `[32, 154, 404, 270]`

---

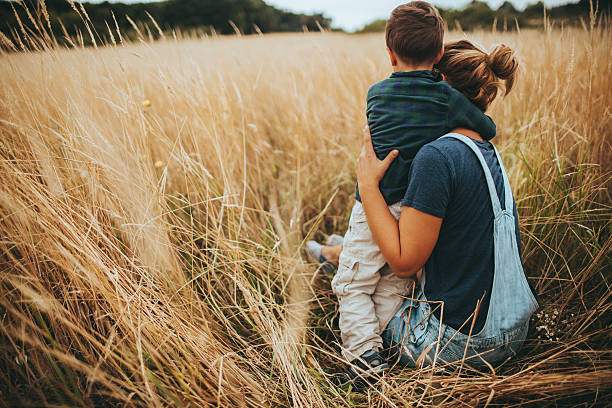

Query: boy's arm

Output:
[447, 89, 496, 140]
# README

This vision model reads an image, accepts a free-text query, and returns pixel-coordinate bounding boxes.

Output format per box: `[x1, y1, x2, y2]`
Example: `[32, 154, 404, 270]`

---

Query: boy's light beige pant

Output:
[331, 201, 412, 361]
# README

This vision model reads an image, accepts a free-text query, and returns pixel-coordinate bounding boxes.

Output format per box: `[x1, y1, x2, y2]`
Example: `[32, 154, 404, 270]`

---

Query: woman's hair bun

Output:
[487, 44, 519, 93]
[435, 40, 519, 112]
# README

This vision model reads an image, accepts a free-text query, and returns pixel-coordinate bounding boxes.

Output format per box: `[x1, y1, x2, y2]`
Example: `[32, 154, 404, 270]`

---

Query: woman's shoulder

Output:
[410, 141, 457, 182]
[418, 137, 465, 160]
[418, 136, 495, 175]
[425, 136, 493, 157]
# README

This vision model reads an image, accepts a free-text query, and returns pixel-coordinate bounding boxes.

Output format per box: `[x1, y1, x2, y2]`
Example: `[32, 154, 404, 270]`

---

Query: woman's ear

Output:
[387, 47, 398, 67]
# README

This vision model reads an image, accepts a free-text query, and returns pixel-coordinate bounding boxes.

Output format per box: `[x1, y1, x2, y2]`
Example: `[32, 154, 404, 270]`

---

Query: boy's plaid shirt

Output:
[356, 70, 497, 205]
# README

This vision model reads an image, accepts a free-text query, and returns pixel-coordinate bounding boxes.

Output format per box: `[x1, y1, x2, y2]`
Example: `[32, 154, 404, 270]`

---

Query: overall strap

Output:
[439, 134, 502, 217]
[491, 144, 514, 213]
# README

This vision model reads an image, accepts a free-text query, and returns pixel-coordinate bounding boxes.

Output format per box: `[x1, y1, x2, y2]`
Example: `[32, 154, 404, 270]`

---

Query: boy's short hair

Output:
[386, 2, 445, 65]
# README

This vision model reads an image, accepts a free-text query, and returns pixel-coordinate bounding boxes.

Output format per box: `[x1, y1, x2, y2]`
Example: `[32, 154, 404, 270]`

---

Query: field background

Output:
[0, 16, 611, 408]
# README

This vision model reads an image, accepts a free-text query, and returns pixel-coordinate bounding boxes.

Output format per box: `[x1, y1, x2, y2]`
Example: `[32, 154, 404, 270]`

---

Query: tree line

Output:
[0, 0, 332, 47]
[0, 0, 609, 50]
[358, 0, 611, 33]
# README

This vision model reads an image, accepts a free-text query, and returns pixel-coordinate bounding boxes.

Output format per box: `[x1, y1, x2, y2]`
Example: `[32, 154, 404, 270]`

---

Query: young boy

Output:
[308, 1, 497, 384]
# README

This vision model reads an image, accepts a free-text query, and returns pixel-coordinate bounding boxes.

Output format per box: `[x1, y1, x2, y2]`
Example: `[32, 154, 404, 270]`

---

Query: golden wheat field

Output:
[0, 12, 611, 407]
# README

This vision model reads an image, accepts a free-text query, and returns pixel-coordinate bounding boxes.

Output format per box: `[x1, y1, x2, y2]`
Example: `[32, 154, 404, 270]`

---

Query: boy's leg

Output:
[371, 202, 414, 332]
[332, 201, 388, 361]
[373, 264, 415, 333]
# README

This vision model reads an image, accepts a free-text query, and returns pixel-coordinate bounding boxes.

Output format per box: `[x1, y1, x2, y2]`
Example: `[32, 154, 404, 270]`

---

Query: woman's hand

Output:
[356, 126, 399, 190]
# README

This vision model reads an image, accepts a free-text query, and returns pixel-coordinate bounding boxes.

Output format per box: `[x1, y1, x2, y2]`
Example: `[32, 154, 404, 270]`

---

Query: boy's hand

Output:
[356, 126, 398, 190]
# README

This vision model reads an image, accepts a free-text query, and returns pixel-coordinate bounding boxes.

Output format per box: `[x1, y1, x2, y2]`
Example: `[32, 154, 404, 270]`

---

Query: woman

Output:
[313, 40, 538, 373]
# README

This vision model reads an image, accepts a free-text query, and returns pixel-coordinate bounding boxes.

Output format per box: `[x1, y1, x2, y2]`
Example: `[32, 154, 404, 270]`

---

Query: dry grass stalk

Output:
[0, 3, 610, 407]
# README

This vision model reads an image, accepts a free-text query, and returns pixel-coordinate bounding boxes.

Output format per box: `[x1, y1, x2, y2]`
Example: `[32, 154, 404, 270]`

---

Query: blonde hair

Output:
[435, 40, 519, 112]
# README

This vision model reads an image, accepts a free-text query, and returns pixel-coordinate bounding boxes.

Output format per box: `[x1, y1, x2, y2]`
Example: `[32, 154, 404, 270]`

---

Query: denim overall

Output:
[381, 134, 539, 369]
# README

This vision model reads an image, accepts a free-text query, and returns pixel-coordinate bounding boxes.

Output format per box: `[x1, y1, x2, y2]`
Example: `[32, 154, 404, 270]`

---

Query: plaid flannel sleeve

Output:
[447, 88, 497, 140]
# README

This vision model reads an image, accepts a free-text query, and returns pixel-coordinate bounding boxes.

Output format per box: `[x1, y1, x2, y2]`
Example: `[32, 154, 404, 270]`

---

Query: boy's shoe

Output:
[306, 238, 341, 275]
[333, 349, 389, 388]
[326, 234, 344, 247]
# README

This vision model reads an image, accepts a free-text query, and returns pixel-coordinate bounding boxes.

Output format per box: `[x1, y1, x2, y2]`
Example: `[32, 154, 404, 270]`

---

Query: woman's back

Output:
[401, 136, 522, 334]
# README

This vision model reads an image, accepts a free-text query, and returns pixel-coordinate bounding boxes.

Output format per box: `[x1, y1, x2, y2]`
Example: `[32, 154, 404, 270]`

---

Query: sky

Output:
[264, 0, 576, 31]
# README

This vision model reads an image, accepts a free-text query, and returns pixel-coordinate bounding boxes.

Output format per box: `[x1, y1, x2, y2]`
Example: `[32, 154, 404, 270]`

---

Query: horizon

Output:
[265, 0, 577, 31]
[90, 0, 579, 31]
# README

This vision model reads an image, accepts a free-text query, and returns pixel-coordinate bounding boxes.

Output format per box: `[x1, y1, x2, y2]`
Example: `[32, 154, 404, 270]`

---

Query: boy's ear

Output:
[387, 47, 398, 67]
[433, 47, 444, 64]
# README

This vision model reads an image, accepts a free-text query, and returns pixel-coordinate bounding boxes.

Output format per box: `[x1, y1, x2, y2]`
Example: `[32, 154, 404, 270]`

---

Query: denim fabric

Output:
[381, 288, 528, 369]
[381, 133, 538, 369]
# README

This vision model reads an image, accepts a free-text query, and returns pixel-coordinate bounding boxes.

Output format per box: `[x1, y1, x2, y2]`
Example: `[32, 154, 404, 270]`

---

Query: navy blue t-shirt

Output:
[402, 137, 532, 334]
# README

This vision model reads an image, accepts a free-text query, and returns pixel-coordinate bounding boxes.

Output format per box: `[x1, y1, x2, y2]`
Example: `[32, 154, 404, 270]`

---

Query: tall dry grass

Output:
[0, 6, 610, 407]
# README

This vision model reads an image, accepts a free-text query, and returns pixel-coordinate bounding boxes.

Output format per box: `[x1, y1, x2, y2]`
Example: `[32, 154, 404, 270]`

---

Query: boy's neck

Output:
[393, 61, 434, 73]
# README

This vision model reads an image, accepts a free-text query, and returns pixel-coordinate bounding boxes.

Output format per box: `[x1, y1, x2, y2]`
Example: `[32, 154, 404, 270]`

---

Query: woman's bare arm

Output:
[356, 127, 442, 278]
